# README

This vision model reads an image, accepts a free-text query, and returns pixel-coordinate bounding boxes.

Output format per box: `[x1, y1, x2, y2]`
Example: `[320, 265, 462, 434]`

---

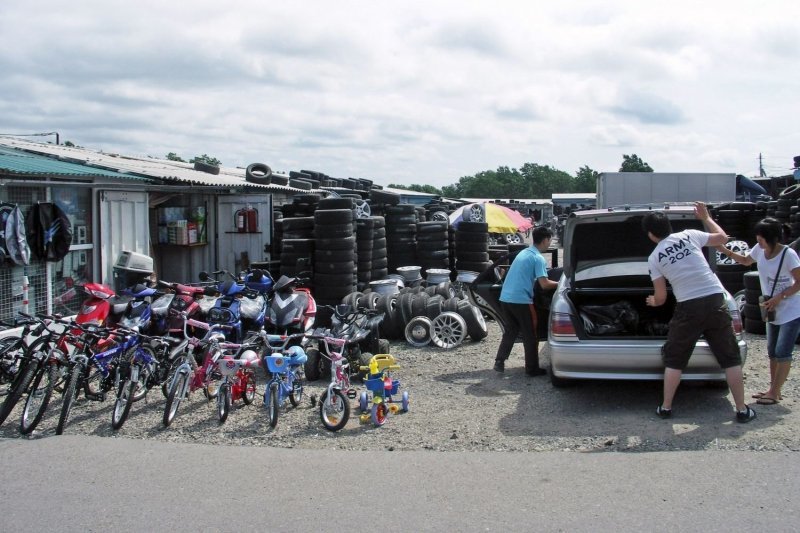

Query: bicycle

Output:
[57, 325, 132, 435]
[162, 316, 230, 427]
[309, 329, 355, 431]
[262, 333, 307, 428]
[214, 333, 263, 423]
[0, 313, 59, 429]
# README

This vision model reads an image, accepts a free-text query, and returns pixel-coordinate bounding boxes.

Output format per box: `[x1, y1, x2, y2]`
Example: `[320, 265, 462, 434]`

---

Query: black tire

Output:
[282, 217, 315, 231]
[289, 372, 304, 407]
[57, 362, 84, 435]
[780, 184, 800, 199]
[315, 260, 355, 275]
[411, 292, 429, 317]
[316, 236, 357, 250]
[0, 358, 36, 428]
[457, 221, 489, 233]
[111, 374, 137, 430]
[245, 163, 272, 184]
[193, 161, 220, 175]
[281, 239, 315, 253]
[318, 198, 355, 210]
[457, 251, 490, 263]
[289, 179, 312, 190]
[163, 370, 188, 428]
[744, 317, 767, 335]
[314, 209, 355, 225]
[271, 175, 289, 186]
[319, 388, 350, 432]
[20, 361, 57, 435]
[305, 348, 324, 381]
[242, 371, 256, 405]
[370, 189, 400, 205]
[458, 299, 489, 341]
[217, 384, 231, 424]
[268, 382, 279, 428]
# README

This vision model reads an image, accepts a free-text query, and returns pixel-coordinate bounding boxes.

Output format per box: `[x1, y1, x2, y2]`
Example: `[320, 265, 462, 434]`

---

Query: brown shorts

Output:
[662, 293, 742, 370]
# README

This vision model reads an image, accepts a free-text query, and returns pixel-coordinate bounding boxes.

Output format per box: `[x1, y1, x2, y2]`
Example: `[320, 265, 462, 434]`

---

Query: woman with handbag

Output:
[718, 217, 800, 405]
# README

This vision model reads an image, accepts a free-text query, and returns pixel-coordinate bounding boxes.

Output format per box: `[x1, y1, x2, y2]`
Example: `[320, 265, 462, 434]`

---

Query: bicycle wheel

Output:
[217, 383, 231, 424]
[161, 357, 183, 399]
[20, 361, 57, 434]
[289, 371, 304, 407]
[111, 372, 137, 430]
[131, 346, 155, 402]
[319, 388, 350, 432]
[0, 336, 26, 395]
[163, 370, 189, 428]
[371, 401, 389, 426]
[241, 370, 256, 405]
[268, 382, 279, 428]
[0, 358, 39, 428]
[56, 362, 84, 435]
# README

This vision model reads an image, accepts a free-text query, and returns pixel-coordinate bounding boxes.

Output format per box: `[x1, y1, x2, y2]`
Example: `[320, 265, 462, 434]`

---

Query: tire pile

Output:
[313, 198, 358, 306]
[384, 204, 419, 273]
[741, 271, 765, 335]
[711, 202, 763, 296]
[355, 216, 389, 290]
[338, 279, 489, 349]
[416, 221, 450, 272]
[454, 221, 492, 275]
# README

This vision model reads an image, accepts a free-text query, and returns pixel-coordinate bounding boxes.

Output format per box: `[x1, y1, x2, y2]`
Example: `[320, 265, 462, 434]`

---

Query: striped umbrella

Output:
[449, 203, 533, 234]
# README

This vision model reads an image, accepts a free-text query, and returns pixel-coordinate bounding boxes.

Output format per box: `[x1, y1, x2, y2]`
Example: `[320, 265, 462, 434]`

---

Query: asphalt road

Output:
[0, 435, 797, 532]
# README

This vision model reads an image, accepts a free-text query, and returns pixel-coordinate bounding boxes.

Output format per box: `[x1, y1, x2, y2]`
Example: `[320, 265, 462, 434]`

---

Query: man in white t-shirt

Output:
[642, 202, 755, 423]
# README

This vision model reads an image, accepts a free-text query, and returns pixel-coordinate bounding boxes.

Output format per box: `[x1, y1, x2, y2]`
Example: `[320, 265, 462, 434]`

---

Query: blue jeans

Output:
[766, 317, 800, 363]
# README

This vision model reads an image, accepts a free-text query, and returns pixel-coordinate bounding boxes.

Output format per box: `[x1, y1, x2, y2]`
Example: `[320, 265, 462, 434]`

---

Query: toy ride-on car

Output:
[358, 354, 408, 427]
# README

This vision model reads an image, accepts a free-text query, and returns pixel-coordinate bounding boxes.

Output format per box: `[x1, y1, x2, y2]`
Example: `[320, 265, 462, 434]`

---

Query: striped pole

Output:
[22, 275, 29, 314]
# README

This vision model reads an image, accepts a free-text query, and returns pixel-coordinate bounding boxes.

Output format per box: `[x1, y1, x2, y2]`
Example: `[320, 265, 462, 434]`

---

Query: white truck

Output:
[596, 172, 737, 209]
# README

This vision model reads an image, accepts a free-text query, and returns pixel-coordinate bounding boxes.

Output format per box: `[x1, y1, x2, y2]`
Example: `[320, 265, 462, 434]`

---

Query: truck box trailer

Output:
[596, 172, 737, 209]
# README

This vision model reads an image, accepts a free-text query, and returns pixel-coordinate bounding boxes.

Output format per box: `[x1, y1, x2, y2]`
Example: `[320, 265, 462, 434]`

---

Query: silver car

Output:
[468, 205, 747, 387]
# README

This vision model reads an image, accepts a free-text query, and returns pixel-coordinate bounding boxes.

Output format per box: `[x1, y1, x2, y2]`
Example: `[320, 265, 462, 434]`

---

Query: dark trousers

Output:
[495, 301, 541, 371]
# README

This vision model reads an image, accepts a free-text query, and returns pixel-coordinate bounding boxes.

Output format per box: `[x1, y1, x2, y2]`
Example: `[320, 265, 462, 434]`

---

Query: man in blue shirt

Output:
[494, 226, 559, 375]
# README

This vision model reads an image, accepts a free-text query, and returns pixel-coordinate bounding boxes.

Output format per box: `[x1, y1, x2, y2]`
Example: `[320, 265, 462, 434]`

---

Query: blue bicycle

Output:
[262, 333, 307, 428]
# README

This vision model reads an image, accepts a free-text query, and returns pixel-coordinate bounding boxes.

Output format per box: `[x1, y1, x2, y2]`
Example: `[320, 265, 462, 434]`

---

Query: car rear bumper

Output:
[547, 338, 748, 381]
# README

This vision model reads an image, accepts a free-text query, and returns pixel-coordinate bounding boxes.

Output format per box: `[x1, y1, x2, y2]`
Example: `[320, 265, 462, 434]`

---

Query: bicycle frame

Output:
[263, 333, 307, 426]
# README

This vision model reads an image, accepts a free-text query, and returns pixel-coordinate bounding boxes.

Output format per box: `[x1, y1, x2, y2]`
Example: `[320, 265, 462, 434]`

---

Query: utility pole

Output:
[759, 153, 766, 177]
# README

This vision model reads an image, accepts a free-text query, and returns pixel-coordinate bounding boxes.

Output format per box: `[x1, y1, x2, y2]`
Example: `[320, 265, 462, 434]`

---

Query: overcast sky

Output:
[1, 1, 798, 187]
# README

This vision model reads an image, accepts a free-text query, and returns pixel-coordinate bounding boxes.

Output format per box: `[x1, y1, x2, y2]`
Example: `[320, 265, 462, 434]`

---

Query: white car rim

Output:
[468, 204, 484, 223]
[430, 312, 467, 349]
[431, 211, 449, 222]
[505, 233, 522, 244]
[405, 317, 433, 347]
[471, 306, 487, 333]
[355, 200, 371, 219]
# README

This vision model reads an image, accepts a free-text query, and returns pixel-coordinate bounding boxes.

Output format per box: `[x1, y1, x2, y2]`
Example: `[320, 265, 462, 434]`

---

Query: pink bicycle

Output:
[309, 330, 355, 431]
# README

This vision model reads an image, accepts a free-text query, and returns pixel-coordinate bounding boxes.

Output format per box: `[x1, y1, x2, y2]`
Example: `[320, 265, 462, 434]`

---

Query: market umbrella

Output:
[449, 203, 533, 234]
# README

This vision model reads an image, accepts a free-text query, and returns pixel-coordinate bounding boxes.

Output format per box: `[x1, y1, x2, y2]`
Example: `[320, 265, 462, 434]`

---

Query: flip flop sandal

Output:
[752, 392, 783, 400]
[756, 397, 780, 405]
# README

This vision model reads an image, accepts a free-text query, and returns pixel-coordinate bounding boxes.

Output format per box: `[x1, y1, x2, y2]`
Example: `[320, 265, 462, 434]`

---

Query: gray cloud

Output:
[609, 90, 685, 125]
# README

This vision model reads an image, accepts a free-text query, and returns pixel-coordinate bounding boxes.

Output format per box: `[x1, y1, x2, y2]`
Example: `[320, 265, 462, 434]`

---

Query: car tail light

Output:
[550, 312, 578, 339]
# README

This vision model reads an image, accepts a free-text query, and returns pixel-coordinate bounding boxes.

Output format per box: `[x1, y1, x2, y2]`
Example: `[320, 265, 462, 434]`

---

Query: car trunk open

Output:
[565, 210, 704, 340]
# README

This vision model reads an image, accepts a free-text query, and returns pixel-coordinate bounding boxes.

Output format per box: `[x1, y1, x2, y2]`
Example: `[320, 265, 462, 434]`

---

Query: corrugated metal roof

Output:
[0, 145, 143, 180]
[0, 137, 315, 193]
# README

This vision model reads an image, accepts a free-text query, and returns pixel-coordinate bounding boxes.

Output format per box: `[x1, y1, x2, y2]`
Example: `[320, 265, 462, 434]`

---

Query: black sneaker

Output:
[493, 360, 504, 373]
[736, 406, 757, 423]
[656, 406, 672, 419]
[526, 368, 547, 377]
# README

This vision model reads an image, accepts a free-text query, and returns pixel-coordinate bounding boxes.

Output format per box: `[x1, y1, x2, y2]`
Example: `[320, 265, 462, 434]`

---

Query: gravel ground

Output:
[0, 323, 797, 453]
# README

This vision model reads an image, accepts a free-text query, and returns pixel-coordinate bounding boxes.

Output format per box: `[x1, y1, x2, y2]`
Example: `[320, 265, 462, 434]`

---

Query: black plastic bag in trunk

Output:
[579, 300, 639, 335]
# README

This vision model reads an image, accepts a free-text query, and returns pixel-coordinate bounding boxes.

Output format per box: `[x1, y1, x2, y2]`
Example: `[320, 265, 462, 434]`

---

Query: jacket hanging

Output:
[26, 202, 73, 262]
[0, 203, 30, 266]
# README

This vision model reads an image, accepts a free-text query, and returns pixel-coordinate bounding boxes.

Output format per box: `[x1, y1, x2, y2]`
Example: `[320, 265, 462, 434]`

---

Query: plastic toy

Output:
[358, 354, 408, 426]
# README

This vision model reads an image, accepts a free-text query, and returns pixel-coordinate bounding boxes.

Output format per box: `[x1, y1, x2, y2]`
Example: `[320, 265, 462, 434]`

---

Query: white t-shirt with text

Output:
[748, 244, 800, 325]
[648, 229, 724, 302]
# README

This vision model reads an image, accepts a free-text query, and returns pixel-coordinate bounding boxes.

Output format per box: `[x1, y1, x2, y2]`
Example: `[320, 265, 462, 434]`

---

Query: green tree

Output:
[63, 140, 75, 147]
[190, 154, 221, 166]
[574, 165, 599, 193]
[165, 152, 186, 162]
[620, 154, 653, 172]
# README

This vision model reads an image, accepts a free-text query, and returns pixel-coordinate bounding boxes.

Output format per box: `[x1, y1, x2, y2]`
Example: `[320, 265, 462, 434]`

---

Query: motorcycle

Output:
[264, 274, 317, 336]
[200, 269, 272, 342]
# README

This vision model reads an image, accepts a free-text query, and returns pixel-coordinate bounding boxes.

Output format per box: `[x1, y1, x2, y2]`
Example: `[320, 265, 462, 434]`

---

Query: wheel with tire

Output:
[550, 371, 574, 388]
[359, 391, 369, 412]
[111, 374, 137, 430]
[304, 348, 324, 381]
[371, 401, 389, 426]
[56, 362, 85, 435]
[289, 371, 304, 407]
[193, 161, 220, 175]
[245, 163, 272, 184]
[163, 370, 189, 428]
[217, 383, 231, 424]
[355, 200, 371, 219]
[401, 390, 409, 412]
[268, 382, 279, 428]
[458, 300, 488, 341]
[319, 388, 350, 431]
[430, 311, 467, 349]
[19, 361, 57, 435]
[242, 370, 256, 405]
[405, 317, 433, 347]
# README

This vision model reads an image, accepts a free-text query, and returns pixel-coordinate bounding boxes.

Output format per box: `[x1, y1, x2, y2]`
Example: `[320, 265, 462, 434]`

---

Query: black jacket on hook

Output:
[26, 202, 73, 262]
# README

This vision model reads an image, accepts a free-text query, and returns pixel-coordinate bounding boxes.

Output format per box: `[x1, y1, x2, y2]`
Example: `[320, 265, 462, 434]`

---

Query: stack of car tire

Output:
[371, 217, 389, 282]
[415, 221, 450, 274]
[741, 271, 765, 335]
[385, 204, 418, 273]
[312, 198, 357, 308]
[777, 184, 800, 240]
[368, 188, 401, 218]
[454, 221, 492, 275]
[338, 281, 488, 348]
[271, 210, 283, 273]
[280, 216, 315, 278]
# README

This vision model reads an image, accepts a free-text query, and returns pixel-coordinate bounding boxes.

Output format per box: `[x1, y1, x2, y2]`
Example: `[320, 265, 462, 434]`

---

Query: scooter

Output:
[153, 280, 212, 336]
[264, 274, 317, 336]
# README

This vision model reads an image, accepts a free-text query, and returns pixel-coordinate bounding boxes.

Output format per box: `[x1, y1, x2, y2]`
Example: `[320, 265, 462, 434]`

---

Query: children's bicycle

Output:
[214, 332, 265, 423]
[262, 333, 307, 428]
[358, 354, 408, 427]
[309, 329, 356, 431]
